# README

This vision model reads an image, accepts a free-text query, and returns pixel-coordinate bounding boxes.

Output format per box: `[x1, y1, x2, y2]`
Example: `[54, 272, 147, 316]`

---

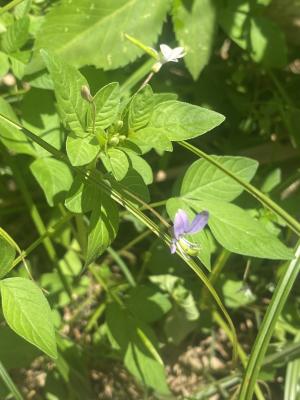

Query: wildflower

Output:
[152, 44, 185, 73]
[170, 209, 209, 256]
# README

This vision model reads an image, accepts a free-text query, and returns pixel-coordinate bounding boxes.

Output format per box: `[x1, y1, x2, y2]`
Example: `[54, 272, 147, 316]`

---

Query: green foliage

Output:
[0, 237, 16, 279]
[0, 278, 57, 358]
[173, 0, 217, 80]
[1, 16, 29, 53]
[128, 84, 154, 131]
[27, 0, 172, 73]
[66, 134, 99, 166]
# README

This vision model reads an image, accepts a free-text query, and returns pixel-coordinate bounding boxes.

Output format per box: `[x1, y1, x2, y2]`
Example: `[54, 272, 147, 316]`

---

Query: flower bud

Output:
[81, 85, 93, 102]
[109, 135, 120, 146]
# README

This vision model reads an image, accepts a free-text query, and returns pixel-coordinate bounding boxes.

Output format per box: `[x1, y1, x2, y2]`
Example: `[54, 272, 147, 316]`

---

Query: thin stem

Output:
[0, 0, 25, 15]
[0, 361, 23, 400]
[120, 59, 154, 94]
[179, 141, 300, 236]
[106, 246, 136, 287]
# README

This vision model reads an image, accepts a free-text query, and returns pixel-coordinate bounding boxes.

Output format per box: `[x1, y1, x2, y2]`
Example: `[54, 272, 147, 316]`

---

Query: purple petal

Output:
[187, 211, 209, 235]
[170, 239, 177, 254]
[173, 209, 189, 239]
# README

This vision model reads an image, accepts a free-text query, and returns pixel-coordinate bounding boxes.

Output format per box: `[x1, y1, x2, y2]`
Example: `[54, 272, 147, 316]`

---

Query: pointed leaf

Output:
[0, 277, 57, 358]
[66, 134, 99, 166]
[129, 85, 154, 132]
[0, 237, 16, 279]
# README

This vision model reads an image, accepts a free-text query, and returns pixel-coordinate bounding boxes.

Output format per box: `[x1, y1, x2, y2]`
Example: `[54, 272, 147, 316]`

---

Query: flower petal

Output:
[187, 211, 209, 235]
[170, 239, 177, 254]
[173, 209, 189, 239]
[171, 47, 185, 59]
[160, 44, 173, 61]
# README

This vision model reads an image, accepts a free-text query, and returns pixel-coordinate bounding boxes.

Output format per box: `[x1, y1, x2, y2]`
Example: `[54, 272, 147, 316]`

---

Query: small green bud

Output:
[109, 135, 120, 146]
[178, 238, 200, 257]
[116, 120, 123, 129]
[119, 135, 126, 142]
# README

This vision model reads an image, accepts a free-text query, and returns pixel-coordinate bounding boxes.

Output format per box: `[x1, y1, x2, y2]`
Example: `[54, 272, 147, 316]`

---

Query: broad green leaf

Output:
[0, 52, 9, 76]
[120, 168, 150, 203]
[41, 50, 88, 135]
[9, 50, 30, 79]
[152, 93, 177, 106]
[128, 128, 173, 154]
[125, 285, 171, 323]
[0, 98, 36, 156]
[87, 82, 120, 132]
[123, 150, 153, 185]
[128, 85, 154, 131]
[66, 134, 99, 166]
[65, 175, 100, 214]
[250, 17, 287, 68]
[0, 277, 57, 358]
[140, 100, 225, 141]
[101, 148, 129, 181]
[180, 156, 258, 202]
[21, 88, 62, 157]
[27, 0, 171, 73]
[221, 278, 256, 309]
[106, 302, 170, 395]
[173, 0, 217, 80]
[0, 237, 16, 279]
[86, 191, 119, 265]
[2, 16, 29, 53]
[194, 199, 293, 260]
[166, 197, 212, 271]
[30, 158, 73, 206]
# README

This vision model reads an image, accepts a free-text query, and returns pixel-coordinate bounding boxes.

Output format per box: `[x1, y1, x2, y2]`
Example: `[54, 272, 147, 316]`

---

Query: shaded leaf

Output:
[0, 237, 16, 279]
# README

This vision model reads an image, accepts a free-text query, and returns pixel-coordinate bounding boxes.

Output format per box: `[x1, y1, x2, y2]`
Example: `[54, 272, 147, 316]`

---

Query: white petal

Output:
[171, 47, 185, 59]
[160, 44, 173, 61]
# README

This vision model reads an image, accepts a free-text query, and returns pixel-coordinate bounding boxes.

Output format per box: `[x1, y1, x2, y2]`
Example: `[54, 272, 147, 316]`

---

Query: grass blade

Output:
[0, 361, 23, 400]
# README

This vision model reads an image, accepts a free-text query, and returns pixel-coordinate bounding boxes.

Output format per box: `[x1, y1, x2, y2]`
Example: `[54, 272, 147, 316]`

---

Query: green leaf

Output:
[0, 98, 36, 156]
[2, 16, 29, 53]
[125, 285, 172, 323]
[30, 158, 73, 206]
[26, 0, 171, 73]
[128, 85, 154, 132]
[140, 100, 225, 141]
[66, 134, 99, 166]
[41, 50, 88, 135]
[65, 175, 100, 214]
[128, 128, 173, 154]
[0, 237, 16, 279]
[173, 0, 217, 80]
[87, 82, 120, 131]
[180, 156, 258, 202]
[0, 52, 9, 77]
[106, 302, 170, 395]
[21, 88, 62, 157]
[120, 168, 150, 203]
[123, 150, 153, 185]
[86, 191, 119, 265]
[199, 199, 293, 260]
[0, 277, 57, 358]
[101, 148, 129, 181]
[221, 278, 256, 309]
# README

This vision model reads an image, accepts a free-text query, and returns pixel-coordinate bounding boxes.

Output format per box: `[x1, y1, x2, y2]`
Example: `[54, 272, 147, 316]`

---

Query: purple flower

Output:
[170, 209, 209, 254]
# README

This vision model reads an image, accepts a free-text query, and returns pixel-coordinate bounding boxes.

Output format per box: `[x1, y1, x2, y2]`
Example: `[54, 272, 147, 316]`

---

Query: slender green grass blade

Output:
[238, 244, 300, 400]
[0, 361, 23, 400]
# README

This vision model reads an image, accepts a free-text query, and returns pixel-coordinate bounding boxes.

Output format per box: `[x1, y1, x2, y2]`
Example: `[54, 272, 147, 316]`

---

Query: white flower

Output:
[152, 44, 185, 73]
[160, 44, 185, 63]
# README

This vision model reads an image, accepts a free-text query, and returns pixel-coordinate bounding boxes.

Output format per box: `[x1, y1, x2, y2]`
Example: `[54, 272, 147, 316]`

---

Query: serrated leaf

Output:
[0, 277, 57, 358]
[192, 199, 294, 260]
[26, 0, 171, 73]
[128, 85, 154, 132]
[66, 134, 99, 166]
[0, 237, 16, 279]
[86, 191, 119, 265]
[2, 16, 29, 53]
[173, 0, 217, 80]
[41, 50, 88, 135]
[141, 100, 225, 141]
[30, 158, 73, 206]
[106, 302, 170, 395]
[87, 82, 120, 131]
[0, 98, 36, 156]
[65, 175, 100, 214]
[180, 156, 258, 202]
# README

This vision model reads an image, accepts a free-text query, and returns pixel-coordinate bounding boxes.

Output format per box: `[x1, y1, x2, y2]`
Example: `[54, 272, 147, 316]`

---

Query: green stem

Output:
[0, 361, 23, 400]
[238, 243, 300, 400]
[179, 141, 300, 236]
[0, 0, 25, 15]
[106, 246, 136, 287]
